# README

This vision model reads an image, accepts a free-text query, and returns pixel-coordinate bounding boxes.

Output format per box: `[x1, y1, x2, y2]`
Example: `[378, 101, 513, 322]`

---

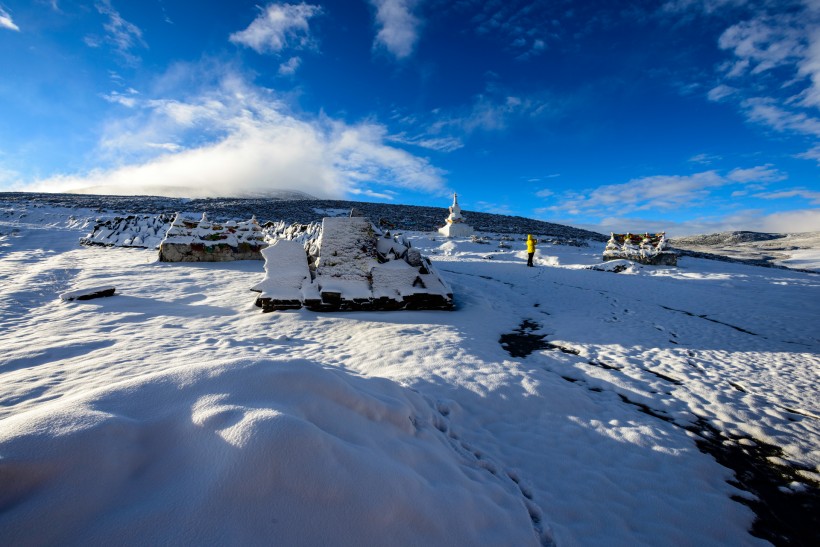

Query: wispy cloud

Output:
[660, 0, 748, 17]
[540, 171, 726, 217]
[26, 66, 446, 200]
[426, 91, 558, 138]
[718, 14, 806, 77]
[384, 85, 561, 156]
[706, 84, 737, 102]
[689, 152, 723, 164]
[0, 7, 20, 31]
[84, 1, 146, 63]
[538, 166, 792, 219]
[797, 26, 820, 108]
[369, 0, 421, 59]
[229, 2, 321, 55]
[278, 56, 302, 75]
[688, 2, 820, 155]
[726, 164, 787, 183]
[388, 132, 464, 152]
[796, 144, 820, 164]
[742, 97, 820, 137]
[101, 89, 139, 108]
[570, 207, 820, 236]
[754, 187, 820, 204]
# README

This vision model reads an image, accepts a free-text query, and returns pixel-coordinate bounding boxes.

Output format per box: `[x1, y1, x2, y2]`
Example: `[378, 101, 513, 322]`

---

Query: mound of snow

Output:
[0, 360, 539, 545]
[588, 259, 642, 274]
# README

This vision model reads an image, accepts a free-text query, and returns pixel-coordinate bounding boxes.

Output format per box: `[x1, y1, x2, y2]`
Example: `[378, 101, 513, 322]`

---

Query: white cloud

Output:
[537, 165, 803, 222]
[689, 152, 722, 164]
[707, 84, 737, 102]
[718, 15, 805, 77]
[535, 189, 553, 198]
[660, 0, 748, 17]
[0, 165, 21, 185]
[229, 3, 321, 54]
[370, 0, 421, 59]
[742, 96, 820, 136]
[755, 208, 820, 232]
[726, 164, 787, 183]
[696, 2, 820, 157]
[754, 188, 820, 204]
[102, 90, 139, 108]
[566, 208, 820, 236]
[278, 56, 302, 75]
[26, 70, 445, 200]
[93, 0, 146, 63]
[796, 144, 820, 163]
[387, 89, 558, 156]
[797, 27, 820, 107]
[429, 92, 555, 135]
[542, 171, 728, 217]
[0, 7, 20, 31]
[388, 132, 464, 152]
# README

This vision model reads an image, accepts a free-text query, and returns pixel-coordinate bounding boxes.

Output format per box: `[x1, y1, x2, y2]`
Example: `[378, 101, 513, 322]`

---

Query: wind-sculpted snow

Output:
[1, 200, 819, 545]
[0, 361, 541, 545]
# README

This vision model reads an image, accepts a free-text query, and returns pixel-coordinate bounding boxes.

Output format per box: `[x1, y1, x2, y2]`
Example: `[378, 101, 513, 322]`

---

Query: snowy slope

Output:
[1, 203, 818, 546]
[671, 231, 820, 272]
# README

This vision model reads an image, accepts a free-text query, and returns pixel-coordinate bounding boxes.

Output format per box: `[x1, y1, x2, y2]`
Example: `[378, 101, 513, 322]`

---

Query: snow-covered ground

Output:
[671, 231, 820, 272]
[1, 203, 818, 546]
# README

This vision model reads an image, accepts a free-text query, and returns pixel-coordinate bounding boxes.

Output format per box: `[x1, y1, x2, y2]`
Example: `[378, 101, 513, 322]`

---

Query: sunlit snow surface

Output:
[1, 204, 819, 545]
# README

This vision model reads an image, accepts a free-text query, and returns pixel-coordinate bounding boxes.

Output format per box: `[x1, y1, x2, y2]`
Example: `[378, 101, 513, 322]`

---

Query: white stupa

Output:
[438, 193, 474, 237]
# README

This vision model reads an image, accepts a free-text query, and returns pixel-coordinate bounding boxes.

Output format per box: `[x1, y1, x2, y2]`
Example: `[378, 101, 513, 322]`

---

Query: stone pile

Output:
[254, 215, 453, 312]
[603, 232, 677, 266]
[159, 213, 266, 262]
[80, 214, 175, 249]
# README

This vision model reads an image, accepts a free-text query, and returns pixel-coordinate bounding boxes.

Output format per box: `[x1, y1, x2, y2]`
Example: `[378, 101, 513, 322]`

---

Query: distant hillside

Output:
[670, 231, 820, 272]
[671, 231, 782, 246]
[0, 192, 607, 243]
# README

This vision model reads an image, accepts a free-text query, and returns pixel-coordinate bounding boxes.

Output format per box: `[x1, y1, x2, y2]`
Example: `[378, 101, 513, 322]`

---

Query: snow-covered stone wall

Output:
[254, 216, 453, 311]
[603, 233, 677, 266]
[80, 214, 174, 249]
[159, 213, 267, 262]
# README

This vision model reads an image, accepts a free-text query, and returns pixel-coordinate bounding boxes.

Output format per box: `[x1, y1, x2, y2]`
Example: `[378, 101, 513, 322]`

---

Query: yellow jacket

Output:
[526, 235, 537, 253]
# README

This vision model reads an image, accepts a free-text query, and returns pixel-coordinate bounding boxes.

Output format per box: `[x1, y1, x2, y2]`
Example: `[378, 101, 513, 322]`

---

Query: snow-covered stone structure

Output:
[80, 214, 174, 249]
[253, 215, 453, 312]
[603, 232, 677, 266]
[438, 193, 474, 237]
[158, 213, 267, 262]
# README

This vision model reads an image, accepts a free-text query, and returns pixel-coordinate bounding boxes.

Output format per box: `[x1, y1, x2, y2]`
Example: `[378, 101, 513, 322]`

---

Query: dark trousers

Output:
[527, 252, 534, 266]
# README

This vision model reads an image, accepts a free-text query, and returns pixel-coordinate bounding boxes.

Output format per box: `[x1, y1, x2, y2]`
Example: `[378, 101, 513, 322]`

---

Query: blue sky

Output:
[1, 0, 818, 234]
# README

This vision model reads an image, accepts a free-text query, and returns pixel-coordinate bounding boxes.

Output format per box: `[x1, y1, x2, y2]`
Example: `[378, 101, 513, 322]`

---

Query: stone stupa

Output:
[438, 193, 474, 237]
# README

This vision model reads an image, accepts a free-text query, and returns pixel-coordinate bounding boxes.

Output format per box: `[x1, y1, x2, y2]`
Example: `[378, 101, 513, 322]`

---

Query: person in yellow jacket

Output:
[526, 234, 537, 267]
